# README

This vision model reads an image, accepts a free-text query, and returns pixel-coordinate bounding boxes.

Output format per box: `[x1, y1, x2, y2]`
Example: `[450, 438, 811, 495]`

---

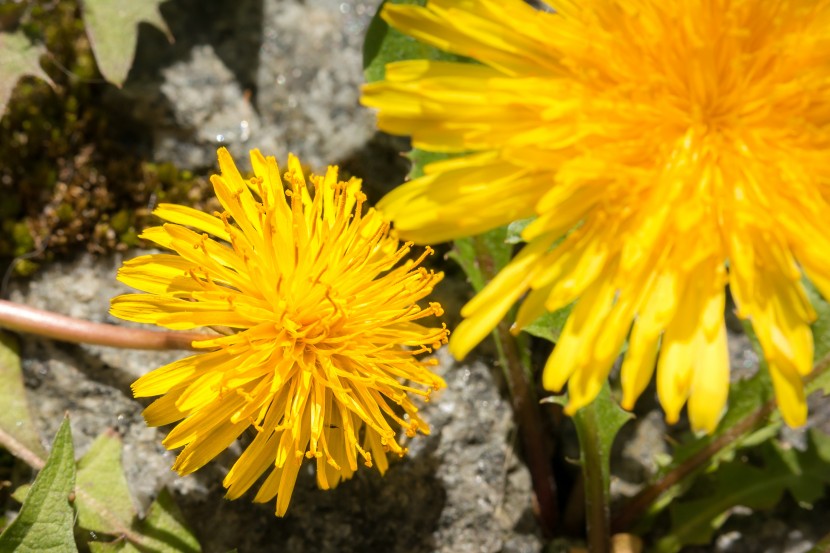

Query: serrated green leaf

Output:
[0, 31, 54, 119]
[627, 287, 830, 533]
[363, 0, 467, 83]
[0, 417, 77, 552]
[505, 217, 535, 244]
[654, 430, 830, 553]
[630, 370, 776, 531]
[521, 305, 572, 344]
[406, 148, 456, 180]
[80, 0, 172, 86]
[0, 331, 48, 461]
[75, 432, 136, 534]
[804, 279, 830, 395]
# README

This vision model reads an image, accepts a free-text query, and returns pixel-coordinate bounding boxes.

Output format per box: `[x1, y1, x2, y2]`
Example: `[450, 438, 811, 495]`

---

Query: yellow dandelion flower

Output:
[361, 0, 830, 432]
[111, 147, 448, 516]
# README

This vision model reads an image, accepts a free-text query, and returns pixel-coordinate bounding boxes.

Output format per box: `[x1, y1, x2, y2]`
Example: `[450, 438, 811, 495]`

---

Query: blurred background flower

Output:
[362, 0, 830, 431]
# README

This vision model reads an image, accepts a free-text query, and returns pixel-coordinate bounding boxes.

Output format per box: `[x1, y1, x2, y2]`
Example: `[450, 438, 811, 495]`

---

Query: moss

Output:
[109, 209, 131, 234]
[119, 229, 140, 248]
[11, 222, 34, 256]
[54, 203, 75, 223]
[12, 259, 40, 277]
[0, 0, 215, 275]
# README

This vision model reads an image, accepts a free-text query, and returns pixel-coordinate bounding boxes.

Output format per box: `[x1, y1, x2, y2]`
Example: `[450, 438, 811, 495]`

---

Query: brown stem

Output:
[612, 350, 830, 533]
[0, 426, 45, 470]
[611, 398, 775, 533]
[497, 321, 559, 535]
[0, 299, 204, 351]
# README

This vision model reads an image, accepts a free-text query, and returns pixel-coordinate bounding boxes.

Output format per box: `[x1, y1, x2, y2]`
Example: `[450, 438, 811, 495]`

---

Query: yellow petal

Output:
[687, 321, 729, 433]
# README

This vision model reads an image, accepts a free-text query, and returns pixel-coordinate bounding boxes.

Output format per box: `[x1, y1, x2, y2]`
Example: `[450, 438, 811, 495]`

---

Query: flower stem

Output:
[573, 398, 612, 553]
[0, 299, 204, 350]
[495, 321, 559, 535]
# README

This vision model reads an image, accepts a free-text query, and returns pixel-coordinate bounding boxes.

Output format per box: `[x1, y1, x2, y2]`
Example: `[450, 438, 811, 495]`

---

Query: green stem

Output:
[0, 299, 204, 350]
[573, 399, 611, 553]
[495, 321, 559, 535]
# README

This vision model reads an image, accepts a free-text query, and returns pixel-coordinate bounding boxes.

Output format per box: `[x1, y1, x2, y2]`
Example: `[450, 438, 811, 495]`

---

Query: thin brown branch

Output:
[0, 299, 205, 351]
[612, 350, 830, 533]
[74, 487, 147, 545]
[0, 426, 45, 470]
[497, 321, 559, 535]
[611, 398, 775, 533]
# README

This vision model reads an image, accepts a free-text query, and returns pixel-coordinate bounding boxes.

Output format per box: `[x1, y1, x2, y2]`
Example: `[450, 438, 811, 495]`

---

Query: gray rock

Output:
[9, 253, 542, 553]
[254, 0, 377, 171]
[119, 0, 376, 173]
[156, 45, 263, 170]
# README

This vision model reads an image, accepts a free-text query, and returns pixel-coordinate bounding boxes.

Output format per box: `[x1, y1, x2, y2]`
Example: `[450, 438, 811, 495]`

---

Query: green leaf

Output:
[0, 417, 77, 552]
[630, 370, 777, 531]
[75, 432, 136, 534]
[363, 0, 467, 83]
[0, 31, 54, 128]
[11, 484, 31, 504]
[89, 541, 132, 552]
[505, 218, 535, 244]
[88, 488, 200, 553]
[804, 279, 830, 395]
[80, 0, 172, 86]
[406, 148, 456, 180]
[521, 305, 573, 344]
[628, 285, 830, 533]
[447, 226, 512, 294]
[0, 331, 48, 461]
[654, 430, 830, 553]
[135, 488, 201, 553]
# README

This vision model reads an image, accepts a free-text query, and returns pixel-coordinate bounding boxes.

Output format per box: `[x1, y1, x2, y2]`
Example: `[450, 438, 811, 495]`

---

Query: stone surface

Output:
[119, 0, 377, 173]
[9, 254, 541, 553]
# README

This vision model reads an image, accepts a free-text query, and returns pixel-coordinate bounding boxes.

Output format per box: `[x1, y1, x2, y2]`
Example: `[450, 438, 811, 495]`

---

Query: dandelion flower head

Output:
[361, 0, 830, 431]
[111, 148, 448, 515]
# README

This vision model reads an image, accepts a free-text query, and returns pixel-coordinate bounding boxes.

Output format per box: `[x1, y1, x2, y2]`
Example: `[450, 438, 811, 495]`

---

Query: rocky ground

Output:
[8, 254, 541, 553]
[2, 0, 830, 551]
